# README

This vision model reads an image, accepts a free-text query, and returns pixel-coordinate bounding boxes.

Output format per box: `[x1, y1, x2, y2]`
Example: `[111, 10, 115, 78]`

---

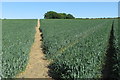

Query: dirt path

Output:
[16, 19, 51, 78]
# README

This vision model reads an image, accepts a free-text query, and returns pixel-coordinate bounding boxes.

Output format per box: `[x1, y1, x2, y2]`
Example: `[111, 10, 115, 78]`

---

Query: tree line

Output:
[44, 11, 75, 19]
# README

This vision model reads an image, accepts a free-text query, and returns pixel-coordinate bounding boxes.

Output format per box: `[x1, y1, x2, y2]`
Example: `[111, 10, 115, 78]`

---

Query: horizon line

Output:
[1, 16, 118, 19]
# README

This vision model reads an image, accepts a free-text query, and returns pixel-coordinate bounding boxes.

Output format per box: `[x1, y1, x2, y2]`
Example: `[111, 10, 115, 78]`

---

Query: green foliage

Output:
[66, 14, 75, 19]
[59, 13, 67, 19]
[44, 11, 61, 19]
[40, 19, 119, 79]
[112, 19, 120, 79]
[44, 11, 75, 19]
[2, 19, 36, 78]
[0, 19, 2, 77]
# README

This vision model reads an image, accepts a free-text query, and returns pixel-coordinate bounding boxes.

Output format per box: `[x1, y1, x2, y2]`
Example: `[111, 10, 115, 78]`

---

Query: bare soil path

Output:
[16, 19, 51, 78]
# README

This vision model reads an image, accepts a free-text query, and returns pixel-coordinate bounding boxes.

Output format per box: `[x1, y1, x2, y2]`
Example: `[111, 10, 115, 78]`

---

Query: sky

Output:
[1, 2, 119, 19]
[1, 0, 120, 2]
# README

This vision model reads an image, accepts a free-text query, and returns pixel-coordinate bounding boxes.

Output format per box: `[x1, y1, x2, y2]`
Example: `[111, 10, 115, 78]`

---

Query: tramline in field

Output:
[40, 19, 120, 79]
[2, 19, 119, 79]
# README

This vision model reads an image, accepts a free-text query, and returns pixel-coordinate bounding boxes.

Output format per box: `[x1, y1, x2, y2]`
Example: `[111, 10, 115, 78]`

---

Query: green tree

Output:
[44, 11, 75, 19]
[58, 13, 67, 19]
[44, 11, 61, 19]
[66, 14, 75, 19]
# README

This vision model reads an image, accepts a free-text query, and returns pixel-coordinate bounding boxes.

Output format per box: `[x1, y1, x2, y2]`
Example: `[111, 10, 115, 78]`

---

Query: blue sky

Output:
[2, 2, 118, 19]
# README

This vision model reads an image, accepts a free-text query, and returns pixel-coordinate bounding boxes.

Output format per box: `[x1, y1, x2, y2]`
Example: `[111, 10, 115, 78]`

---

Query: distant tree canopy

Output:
[44, 11, 75, 19]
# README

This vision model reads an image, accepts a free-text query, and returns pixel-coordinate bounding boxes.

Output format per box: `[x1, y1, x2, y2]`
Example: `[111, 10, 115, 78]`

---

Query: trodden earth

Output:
[16, 19, 51, 78]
